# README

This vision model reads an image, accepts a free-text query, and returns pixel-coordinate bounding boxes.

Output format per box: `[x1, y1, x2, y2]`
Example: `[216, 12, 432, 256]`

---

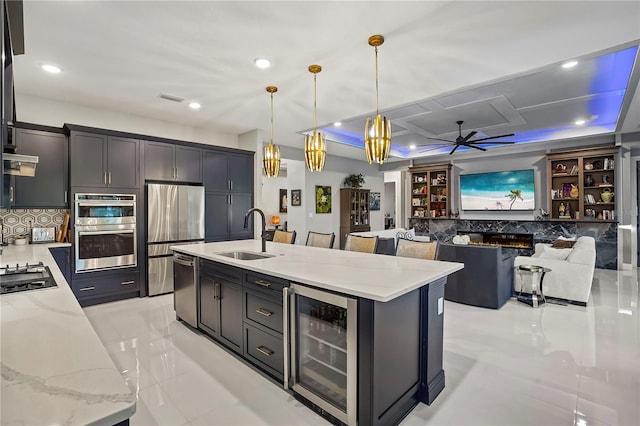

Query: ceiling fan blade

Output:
[462, 130, 477, 143]
[466, 133, 515, 144]
[468, 144, 488, 152]
[472, 141, 516, 145]
[448, 145, 460, 155]
[417, 144, 450, 153]
[422, 136, 456, 143]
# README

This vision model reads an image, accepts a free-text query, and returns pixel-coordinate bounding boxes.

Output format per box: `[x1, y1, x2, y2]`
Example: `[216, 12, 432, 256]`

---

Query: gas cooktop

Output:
[0, 262, 59, 295]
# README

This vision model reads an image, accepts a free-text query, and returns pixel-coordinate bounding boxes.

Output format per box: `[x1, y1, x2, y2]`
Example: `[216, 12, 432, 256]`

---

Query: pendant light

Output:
[304, 64, 326, 172]
[263, 86, 281, 178]
[364, 34, 391, 165]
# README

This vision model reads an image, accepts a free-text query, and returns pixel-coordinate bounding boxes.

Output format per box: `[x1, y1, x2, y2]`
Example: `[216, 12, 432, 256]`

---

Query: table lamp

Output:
[271, 216, 280, 226]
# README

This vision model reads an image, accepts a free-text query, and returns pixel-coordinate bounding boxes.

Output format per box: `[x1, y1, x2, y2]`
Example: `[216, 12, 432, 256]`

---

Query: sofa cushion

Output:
[566, 236, 596, 264]
[537, 246, 572, 260]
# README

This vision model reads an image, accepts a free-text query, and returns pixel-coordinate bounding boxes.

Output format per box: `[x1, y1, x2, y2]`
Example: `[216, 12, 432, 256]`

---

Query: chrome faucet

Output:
[244, 208, 267, 253]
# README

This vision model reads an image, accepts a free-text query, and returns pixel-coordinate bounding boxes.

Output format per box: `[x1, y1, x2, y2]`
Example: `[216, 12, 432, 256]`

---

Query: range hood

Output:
[3, 153, 39, 176]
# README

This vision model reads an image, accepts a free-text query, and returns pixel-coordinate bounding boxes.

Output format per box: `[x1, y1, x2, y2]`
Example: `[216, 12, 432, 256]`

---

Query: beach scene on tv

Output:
[460, 170, 535, 211]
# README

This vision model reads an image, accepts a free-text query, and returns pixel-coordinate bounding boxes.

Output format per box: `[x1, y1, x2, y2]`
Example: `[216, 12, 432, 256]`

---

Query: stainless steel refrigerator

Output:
[147, 183, 204, 296]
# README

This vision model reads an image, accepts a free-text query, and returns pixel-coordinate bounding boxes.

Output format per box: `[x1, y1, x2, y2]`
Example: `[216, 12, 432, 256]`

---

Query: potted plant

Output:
[343, 173, 365, 188]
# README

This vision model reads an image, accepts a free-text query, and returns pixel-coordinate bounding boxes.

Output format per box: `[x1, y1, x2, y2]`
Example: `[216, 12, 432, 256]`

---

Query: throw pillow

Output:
[551, 239, 576, 248]
[538, 247, 572, 260]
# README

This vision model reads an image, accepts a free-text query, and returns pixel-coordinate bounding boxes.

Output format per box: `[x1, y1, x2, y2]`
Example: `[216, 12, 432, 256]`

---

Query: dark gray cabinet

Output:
[203, 150, 254, 242]
[9, 128, 68, 208]
[144, 141, 202, 183]
[49, 246, 71, 283]
[71, 270, 139, 307]
[70, 132, 139, 189]
[199, 260, 243, 354]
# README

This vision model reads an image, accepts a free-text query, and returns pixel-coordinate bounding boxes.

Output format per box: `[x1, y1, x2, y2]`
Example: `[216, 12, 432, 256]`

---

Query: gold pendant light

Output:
[364, 34, 391, 165]
[263, 86, 281, 178]
[304, 64, 326, 172]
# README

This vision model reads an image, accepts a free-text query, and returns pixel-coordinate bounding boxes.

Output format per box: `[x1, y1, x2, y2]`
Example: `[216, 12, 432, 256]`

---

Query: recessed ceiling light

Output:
[254, 58, 271, 69]
[334, 122, 342, 127]
[574, 119, 586, 126]
[409, 144, 416, 150]
[188, 102, 201, 110]
[41, 64, 61, 74]
[562, 60, 578, 69]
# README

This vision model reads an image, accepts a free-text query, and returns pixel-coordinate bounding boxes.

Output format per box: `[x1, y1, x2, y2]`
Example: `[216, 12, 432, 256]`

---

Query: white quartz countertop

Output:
[172, 240, 464, 302]
[0, 244, 136, 425]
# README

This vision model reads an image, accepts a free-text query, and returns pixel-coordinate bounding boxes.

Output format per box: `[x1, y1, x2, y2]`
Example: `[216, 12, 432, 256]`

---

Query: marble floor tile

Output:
[83, 268, 639, 426]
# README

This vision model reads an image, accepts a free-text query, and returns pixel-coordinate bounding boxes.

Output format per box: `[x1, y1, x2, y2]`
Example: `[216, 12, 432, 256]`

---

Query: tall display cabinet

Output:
[408, 164, 451, 220]
[546, 147, 618, 221]
[339, 188, 370, 249]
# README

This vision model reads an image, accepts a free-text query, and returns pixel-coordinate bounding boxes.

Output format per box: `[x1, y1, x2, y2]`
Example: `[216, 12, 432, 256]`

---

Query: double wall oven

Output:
[74, 193, 137, 273]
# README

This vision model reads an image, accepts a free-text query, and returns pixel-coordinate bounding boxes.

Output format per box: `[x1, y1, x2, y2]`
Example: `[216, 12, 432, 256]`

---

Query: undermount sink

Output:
[215, 251, 276, 261]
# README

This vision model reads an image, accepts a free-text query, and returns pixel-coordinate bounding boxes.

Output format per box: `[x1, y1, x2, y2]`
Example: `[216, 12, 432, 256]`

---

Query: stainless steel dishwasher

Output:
[173, 252, 198, 328]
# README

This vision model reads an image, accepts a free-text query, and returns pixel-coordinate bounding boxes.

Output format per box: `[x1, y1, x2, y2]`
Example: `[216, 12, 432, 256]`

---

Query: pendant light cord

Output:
[313, 74, 318, 132]
[375, 45, 379, 115]
[270, 92, 274, 144]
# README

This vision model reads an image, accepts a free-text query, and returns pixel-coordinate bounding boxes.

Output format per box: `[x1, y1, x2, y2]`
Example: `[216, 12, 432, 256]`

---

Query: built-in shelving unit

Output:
[409, 164, 451, 219]
[546, 147, 617, 221]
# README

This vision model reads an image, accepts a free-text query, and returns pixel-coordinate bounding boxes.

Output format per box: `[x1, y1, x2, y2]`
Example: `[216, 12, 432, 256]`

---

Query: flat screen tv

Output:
[460, 169, 535, 211]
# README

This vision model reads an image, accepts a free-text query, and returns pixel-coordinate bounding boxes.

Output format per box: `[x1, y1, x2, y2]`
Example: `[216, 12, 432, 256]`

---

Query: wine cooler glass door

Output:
[289, 284, 356, 425]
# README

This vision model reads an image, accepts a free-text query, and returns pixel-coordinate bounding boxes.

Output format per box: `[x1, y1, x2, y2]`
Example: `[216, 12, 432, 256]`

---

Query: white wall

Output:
[384, 170, 406, 228]
[261, 172, 288, 227]
[16, 93, 238, 148]
[260, 147, 385, 247]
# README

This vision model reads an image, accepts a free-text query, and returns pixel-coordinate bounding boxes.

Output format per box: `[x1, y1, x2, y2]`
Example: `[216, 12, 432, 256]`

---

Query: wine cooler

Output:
[285, 283, 357, 425]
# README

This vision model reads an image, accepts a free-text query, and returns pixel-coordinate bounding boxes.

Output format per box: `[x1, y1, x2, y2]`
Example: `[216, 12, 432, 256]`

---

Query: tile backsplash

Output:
[0, 209, 69, 243]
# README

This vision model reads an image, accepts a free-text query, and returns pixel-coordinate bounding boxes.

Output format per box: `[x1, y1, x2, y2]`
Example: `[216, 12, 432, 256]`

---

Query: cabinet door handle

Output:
[103, 172, 107, 185]
[214, 282, 221, 300]
[230, 180, 233, 191]
[175, 167, 178, 179]
[256, 346, 274, 357]
[255, 279, 271, 288]
[255, 308, 273, 317]
[9, 186, 14, 202]
[108, 172, 112, 185]
[120, 280, 135, 286]
[79, 286, 95, 291]
[64, 190, 68, 204]
[229, 195, 232, 204]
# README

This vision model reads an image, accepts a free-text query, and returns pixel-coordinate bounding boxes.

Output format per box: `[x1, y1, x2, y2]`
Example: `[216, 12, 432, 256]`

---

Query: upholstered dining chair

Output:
[344, 234, 378, 254]
[273, 230, 296, 244]
[305, 231, 335, 249]
[395, 238, 438, 260]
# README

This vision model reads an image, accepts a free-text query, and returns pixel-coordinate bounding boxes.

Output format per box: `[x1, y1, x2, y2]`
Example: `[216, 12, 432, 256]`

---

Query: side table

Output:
[517, 265, 551, 307]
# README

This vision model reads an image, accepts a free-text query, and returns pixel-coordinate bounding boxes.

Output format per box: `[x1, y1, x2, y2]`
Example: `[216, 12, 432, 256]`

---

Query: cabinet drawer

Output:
[201, 260, 242, 284]
[244, 324, 284, 376]
[245, 290, 283, 334]
[244, 271, 288, 295]
[72, 272, 139, 298]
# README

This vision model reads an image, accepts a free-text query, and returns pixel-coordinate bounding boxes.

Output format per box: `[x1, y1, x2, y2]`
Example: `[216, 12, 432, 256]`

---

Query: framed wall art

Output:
[279, 189, 287, 213]
[315, 186, 331, 213]
[291, 189, 301, 206]
[369, 192, 381, 211]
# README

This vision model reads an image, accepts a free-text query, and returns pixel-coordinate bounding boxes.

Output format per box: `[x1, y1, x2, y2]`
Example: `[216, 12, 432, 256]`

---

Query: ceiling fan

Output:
[418, 120, 515, 155]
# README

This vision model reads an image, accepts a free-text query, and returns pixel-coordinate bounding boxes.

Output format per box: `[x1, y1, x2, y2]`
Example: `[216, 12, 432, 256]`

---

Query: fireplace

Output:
[461, 232, 534, 249]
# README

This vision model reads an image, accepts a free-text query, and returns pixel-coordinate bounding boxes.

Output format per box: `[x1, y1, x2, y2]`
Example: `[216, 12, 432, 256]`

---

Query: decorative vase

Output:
[585, 175, 594, 187]
[600, 189, 614, 203]
[569, 184, 579, 198]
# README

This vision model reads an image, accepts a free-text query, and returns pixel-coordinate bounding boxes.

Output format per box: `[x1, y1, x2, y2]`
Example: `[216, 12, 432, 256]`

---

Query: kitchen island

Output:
[0, 244, 136, 425]
[172, 240, 463, 425]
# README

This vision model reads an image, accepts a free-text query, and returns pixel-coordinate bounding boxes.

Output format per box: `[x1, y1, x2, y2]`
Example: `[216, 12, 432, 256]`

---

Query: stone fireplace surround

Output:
[409, 218, 617, 270]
